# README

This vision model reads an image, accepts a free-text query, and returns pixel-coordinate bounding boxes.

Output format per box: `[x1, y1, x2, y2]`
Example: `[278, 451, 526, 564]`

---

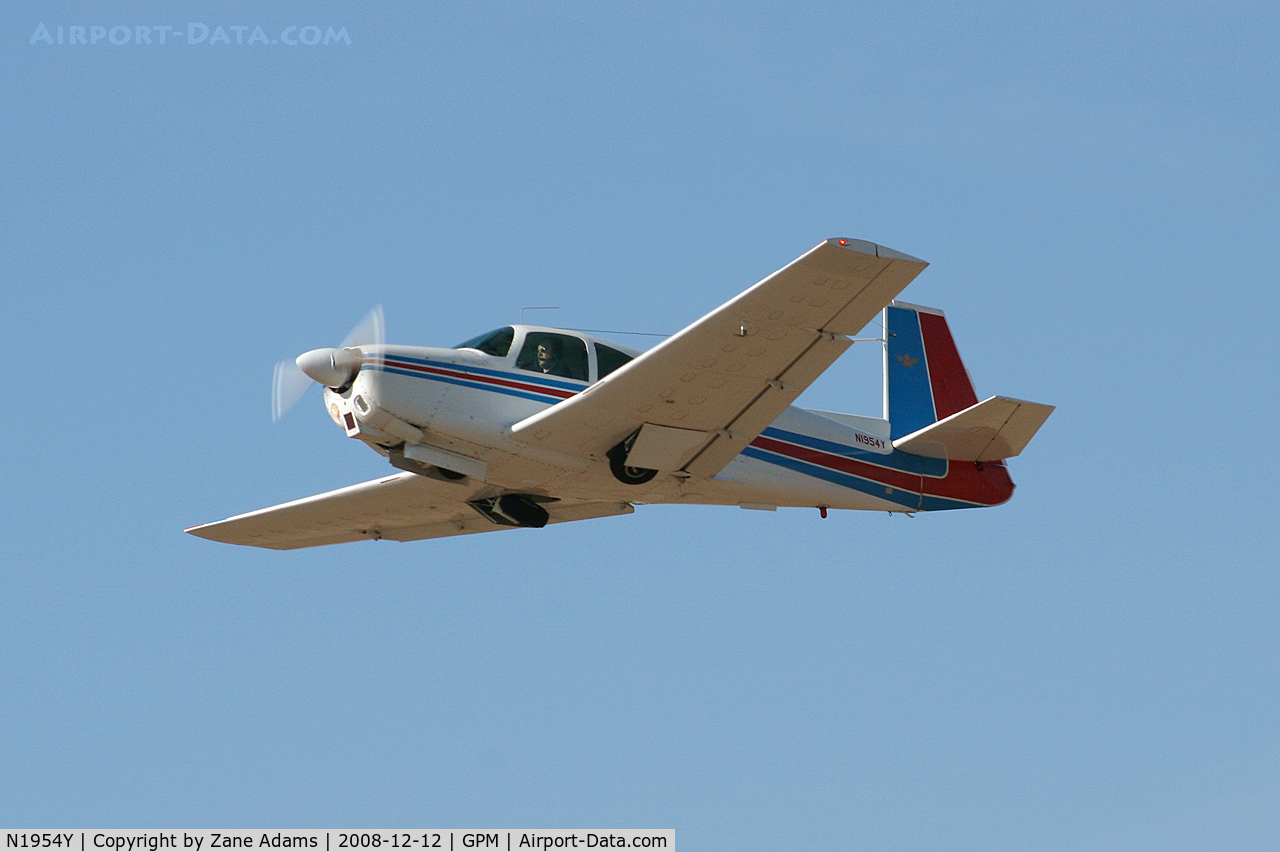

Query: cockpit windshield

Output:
[456, 326, 635, 383]
[454, 326, 515, 357]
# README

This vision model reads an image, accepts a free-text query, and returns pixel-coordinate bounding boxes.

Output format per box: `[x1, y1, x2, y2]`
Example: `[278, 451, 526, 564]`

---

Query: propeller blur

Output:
[272, 305, 383, 422]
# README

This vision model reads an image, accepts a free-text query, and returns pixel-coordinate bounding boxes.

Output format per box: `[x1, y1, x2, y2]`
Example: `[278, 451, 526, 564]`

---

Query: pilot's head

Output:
[536, 340, 561, 371]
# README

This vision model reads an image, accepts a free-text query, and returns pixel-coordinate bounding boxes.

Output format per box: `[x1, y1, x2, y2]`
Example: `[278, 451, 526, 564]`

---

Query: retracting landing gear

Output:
[468, 494, 551, 528]
[607, 432, 658, 485]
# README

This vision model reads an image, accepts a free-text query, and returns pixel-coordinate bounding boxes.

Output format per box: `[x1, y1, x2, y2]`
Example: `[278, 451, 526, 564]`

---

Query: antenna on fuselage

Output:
[520, 306, 559, 325]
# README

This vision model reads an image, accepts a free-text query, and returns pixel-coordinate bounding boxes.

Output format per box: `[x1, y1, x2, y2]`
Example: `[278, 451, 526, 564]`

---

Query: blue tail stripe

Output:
[885, 305, 936, 439]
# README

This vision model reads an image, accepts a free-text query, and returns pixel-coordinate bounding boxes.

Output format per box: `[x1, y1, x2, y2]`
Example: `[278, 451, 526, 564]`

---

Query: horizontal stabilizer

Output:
[892, 396, 1054, 461]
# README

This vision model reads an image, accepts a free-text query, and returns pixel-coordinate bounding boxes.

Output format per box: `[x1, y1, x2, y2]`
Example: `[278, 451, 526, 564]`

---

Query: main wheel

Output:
[607, 439, 658, 485]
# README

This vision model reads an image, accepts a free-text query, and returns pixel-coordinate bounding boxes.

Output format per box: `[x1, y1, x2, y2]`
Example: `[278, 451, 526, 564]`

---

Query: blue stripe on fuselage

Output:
[741, 444, 980, 512]
[374, 364, 562, 403]
[368, 356, 585, 404]
[759, 426, 947, 477]
[741, 444, 921, 509]
[375, 354, 586, 392]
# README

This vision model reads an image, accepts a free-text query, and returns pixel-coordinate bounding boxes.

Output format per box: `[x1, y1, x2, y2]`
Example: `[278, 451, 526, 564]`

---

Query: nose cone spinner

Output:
[296, 347, 363, 388]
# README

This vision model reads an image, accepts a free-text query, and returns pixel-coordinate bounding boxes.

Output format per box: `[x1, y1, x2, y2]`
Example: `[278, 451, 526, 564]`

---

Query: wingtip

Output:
[184, 522, 229, 542]
[825, 237, 926, 265]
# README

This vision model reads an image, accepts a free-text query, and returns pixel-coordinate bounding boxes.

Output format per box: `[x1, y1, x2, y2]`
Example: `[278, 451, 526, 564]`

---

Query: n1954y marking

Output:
[187, 238, 1054, 549]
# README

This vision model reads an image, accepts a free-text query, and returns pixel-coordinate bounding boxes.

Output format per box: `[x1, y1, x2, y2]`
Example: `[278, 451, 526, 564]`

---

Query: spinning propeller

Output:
[271, 305, 384, 422]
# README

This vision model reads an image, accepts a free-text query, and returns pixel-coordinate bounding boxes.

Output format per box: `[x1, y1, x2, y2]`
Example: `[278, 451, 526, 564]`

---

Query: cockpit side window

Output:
[515, 332, 589, 381]
[594, 343, 633, 380]
[454, 326, 515, 357]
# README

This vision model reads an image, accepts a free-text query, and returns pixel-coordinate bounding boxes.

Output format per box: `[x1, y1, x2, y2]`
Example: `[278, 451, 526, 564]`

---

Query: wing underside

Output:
[509, 238, 928, 478]
[186, 472, 633, 550]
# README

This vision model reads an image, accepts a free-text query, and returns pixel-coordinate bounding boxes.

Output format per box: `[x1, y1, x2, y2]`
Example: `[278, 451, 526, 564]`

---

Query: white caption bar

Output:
[3, 832, 673, 852]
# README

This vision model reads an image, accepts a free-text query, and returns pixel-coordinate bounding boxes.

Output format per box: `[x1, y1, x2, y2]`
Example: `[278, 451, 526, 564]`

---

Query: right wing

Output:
[510, 238, 928, 478]
[186, 472, 633, 550]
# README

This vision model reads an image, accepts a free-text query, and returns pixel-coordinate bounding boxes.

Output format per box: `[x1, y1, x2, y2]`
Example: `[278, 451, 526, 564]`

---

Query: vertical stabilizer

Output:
[884, 302, 979, 440]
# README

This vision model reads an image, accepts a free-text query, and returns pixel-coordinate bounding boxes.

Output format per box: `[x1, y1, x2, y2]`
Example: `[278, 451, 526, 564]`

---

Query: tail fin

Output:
[884, 302, 979, 440]
[884, 301, 1054, 461]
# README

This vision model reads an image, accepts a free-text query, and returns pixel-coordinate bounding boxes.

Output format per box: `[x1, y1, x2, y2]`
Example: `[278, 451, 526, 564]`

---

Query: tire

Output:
[607, 439, 658, 485]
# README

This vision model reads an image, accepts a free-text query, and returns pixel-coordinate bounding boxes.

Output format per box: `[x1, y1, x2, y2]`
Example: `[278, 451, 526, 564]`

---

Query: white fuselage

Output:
[322, 326, 962, 514]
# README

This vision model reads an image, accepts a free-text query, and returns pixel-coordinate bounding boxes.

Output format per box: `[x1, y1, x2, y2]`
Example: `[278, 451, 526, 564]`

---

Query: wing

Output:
[509, 238, 928, 478]
[186, 472, 633, 550]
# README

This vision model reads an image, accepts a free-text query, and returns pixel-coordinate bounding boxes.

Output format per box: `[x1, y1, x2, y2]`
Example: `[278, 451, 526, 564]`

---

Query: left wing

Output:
[509, 238, 927, 478]
[186, 472, 633, 550]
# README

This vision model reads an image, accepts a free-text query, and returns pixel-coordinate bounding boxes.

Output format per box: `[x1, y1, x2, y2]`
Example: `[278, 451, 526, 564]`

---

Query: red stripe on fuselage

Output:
[380, 358, 578, 400]
[749, 434, 1014, 506]
[752, 435, 922, 492]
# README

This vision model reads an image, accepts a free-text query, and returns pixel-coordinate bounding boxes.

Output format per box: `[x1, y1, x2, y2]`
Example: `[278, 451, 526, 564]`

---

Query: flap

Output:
[625, 423, 713, 471]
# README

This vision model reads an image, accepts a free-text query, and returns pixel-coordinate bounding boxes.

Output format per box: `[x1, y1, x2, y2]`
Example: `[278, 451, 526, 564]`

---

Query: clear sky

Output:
[4, 2, 1279, 848]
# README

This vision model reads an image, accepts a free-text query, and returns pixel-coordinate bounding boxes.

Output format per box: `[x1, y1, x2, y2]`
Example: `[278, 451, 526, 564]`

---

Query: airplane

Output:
[186, 238, 1054, 549]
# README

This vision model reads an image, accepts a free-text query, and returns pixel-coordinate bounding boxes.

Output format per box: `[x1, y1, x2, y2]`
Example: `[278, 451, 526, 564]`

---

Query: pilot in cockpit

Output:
[535, 338, 573, 377]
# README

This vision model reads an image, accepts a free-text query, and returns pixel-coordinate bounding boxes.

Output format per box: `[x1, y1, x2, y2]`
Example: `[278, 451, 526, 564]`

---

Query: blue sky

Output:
[4, 2, 1279, 848]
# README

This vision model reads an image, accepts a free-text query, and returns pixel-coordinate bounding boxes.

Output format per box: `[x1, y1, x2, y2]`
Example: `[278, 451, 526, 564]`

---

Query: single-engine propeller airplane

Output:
[187, 238, 1054, 549]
